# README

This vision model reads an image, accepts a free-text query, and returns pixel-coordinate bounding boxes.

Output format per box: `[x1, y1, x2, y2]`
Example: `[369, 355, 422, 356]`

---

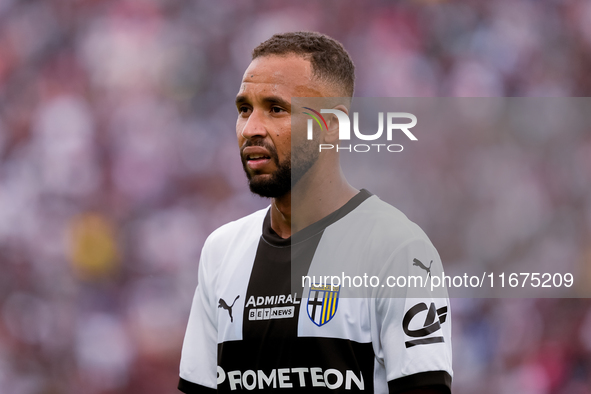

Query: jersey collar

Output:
[262, 189, 373, 248]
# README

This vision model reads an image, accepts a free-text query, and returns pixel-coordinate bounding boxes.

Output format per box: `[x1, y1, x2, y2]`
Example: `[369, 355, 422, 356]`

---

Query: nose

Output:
[238, 109, 268, 141]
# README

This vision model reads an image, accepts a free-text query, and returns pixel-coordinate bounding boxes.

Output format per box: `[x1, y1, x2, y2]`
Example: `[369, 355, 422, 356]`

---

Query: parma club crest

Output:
[307, 284, 340, 326]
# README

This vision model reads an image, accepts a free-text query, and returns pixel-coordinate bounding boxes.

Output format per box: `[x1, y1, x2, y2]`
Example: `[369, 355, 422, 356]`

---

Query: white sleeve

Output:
[179, 238, 218, 392]
[372, 238, 453, 394]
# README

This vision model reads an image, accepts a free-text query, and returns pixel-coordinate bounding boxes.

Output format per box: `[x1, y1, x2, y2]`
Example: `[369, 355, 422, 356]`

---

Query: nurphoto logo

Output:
[303, 108, 418, 153]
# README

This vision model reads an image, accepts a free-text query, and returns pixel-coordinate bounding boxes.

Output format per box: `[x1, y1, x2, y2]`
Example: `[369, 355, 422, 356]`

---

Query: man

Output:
[179, 32, 452, 393]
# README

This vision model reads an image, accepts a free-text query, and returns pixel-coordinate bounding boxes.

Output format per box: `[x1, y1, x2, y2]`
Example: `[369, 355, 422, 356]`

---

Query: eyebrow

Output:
[235, 95, 291, 110]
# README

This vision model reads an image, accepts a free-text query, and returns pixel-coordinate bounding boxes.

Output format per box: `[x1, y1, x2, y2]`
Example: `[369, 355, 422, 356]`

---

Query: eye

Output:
[271, 106, 286, 114]
[238, 105, 251, 115]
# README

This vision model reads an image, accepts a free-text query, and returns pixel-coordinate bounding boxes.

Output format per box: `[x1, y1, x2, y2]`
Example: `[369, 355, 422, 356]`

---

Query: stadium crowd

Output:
[0, 0, 590, 393]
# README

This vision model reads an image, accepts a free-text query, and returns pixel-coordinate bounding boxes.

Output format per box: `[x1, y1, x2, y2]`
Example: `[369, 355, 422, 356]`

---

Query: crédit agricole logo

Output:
[303, 108, 417, 153]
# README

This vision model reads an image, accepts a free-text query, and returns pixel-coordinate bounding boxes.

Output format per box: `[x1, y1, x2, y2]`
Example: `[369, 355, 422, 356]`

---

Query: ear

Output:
[323, 104, 349, 144]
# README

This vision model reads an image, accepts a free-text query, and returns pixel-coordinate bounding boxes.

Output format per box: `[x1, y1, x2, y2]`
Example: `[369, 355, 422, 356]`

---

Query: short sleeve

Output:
[179, 239, 218, 393]
[372, 238, 453, 394]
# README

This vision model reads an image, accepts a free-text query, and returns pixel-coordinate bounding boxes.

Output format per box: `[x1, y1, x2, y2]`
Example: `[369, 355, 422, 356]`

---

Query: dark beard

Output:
[247, 157, 291, 198]
[241, 140, 318, 198]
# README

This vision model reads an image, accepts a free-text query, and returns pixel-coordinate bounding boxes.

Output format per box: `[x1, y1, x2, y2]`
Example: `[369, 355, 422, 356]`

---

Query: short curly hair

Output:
[252, 31, 355, 97]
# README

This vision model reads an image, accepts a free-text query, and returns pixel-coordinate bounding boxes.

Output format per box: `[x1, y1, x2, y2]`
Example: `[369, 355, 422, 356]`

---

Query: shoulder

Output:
[202, 207, 269, 254]
[343, 194, 433, 248]
[316, 194, 439, 280]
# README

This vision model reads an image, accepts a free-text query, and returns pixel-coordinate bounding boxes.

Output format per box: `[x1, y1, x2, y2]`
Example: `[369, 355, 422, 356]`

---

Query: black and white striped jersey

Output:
[179, 190, 452, 393]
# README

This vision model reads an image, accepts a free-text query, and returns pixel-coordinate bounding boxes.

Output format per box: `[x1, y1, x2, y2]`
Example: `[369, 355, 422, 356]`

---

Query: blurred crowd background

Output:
[0, 0, 590, 393]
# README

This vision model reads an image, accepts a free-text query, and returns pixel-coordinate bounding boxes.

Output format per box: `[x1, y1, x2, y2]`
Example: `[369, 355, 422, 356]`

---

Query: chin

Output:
[248, 176, 291, 198]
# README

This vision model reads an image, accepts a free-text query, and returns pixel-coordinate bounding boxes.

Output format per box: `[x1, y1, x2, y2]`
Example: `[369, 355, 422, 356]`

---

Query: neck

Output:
[270, 164, 357, 239]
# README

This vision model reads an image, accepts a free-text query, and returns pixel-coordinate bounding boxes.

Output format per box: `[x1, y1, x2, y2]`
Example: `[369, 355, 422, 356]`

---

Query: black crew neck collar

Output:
[262, 189, 373, 248]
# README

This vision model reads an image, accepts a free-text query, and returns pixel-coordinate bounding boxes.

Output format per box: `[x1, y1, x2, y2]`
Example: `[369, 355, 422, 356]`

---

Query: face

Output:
[235, 54, 323, 198]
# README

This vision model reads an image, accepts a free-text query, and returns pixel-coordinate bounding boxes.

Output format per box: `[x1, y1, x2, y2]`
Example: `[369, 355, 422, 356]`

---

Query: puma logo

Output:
[218, 295, 240, 323]
[413, 258, 433, 279]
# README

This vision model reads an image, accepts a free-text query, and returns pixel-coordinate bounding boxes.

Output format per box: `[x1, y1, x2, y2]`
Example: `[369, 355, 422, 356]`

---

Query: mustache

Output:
[240, 139, 279, 162]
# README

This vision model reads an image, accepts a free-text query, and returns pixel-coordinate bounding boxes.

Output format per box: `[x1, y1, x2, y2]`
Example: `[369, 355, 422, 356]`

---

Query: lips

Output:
[246, 153, 271, 160]
[242, 146, 273, 171]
